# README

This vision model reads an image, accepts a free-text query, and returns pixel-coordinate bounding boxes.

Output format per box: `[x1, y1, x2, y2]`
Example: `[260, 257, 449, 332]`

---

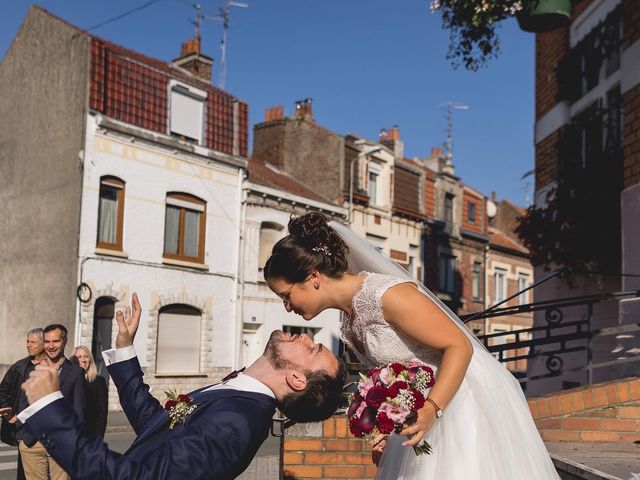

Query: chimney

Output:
[295, 98, 314, 120]
[172, 37, 214, 84]
[265, 106, 284, 122]
[380, 125, 403, 160]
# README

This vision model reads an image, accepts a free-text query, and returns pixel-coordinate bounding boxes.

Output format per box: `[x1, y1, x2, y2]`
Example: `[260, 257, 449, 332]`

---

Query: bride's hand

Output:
[371, 433, 387, 465]
[398, 403, 436, 447]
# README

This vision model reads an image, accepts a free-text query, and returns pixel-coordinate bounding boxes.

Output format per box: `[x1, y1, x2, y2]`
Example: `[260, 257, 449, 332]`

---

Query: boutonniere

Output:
[164, 388, 197, 429]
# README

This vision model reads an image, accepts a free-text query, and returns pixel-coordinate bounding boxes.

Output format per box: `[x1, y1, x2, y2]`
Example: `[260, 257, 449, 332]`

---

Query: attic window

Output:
[169, 80, 206, 143]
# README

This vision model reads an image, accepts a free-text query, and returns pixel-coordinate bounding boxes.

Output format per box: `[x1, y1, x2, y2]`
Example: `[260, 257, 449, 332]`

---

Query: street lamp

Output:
[348, 144, 382, 225]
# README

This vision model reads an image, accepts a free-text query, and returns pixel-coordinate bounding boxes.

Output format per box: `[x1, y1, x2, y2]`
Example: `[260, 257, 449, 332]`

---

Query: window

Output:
[169, 80, 206, 143]
[467, 202, 477, 223]
[518, 273, 530, 305]
[97, 176, 125, 251]
[156, 305, 201, 373]
[368, 171, 379, 205]
[163, 193, 206, 263]
[258, 222, 284, 271]
[439, 253, 455, 293]
[494, 268, 507, 304]
[472, 261, 482, 300]
[444, 193, 454, 230]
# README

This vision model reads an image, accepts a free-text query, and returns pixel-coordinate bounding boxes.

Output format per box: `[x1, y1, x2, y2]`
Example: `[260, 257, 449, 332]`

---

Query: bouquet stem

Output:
[413, 440, 433, 456]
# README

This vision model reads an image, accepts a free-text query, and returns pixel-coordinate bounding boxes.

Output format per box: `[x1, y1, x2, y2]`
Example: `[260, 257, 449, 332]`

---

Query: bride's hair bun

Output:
[264, 212, 349, 282]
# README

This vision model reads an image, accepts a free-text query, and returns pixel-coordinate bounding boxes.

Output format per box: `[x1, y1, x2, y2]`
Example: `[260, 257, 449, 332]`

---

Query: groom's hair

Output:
[278, 358, 348, 423]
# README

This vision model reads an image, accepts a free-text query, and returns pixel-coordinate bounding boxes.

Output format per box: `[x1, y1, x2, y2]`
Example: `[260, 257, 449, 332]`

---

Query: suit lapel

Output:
[58, 358, 71, 388]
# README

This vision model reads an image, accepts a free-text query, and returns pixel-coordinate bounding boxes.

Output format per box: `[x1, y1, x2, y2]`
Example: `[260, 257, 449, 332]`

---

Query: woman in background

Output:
[74, 346, 108, 438]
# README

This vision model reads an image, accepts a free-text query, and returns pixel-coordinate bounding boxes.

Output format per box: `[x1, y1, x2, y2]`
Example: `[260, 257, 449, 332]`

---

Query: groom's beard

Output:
[264, 331, 302, 371]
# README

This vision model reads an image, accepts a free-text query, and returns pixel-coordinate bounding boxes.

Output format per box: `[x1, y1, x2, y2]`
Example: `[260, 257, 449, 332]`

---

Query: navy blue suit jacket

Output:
[22, 356, 276, 480]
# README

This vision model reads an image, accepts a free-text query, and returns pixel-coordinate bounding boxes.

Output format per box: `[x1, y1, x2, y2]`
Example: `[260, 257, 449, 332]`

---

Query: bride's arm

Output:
[382, 283, 473, 447]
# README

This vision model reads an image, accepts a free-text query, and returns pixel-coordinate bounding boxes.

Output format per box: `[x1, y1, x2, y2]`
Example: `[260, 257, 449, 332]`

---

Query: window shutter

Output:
[157, 312, 201, 373]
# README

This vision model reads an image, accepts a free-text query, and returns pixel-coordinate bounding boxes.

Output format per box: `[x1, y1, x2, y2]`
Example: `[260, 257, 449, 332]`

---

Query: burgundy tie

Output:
[222, 367, 246, 382]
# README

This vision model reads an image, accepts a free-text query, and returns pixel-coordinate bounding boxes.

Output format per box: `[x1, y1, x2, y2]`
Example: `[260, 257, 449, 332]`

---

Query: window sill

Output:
[95, 248, 129, 258]
[154, 373, 208, 378]
[162, 258, 209, 270]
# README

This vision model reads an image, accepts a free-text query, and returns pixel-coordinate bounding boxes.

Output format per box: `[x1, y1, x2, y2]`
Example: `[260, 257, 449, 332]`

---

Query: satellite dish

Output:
[486, 200, 497, 218]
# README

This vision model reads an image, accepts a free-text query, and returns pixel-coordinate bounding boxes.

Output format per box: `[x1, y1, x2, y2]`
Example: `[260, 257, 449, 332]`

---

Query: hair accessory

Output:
[312, 244, 332, 256]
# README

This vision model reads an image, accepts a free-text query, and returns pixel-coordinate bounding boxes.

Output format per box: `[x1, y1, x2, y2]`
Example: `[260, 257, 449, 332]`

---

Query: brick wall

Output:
[535, 129, 562, 190]
[535, 27, 568, 120]
[623, 84, 640, 188]
[283, 416, 376, 479]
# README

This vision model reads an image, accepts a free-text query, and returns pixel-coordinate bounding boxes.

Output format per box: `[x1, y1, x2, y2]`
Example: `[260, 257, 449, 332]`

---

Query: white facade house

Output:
[76, 114, 246, 407]
[240, 161, 347, 364]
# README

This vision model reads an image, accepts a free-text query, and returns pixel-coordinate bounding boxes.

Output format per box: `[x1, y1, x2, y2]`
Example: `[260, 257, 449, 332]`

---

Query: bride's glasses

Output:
[279, 283, 297, 308]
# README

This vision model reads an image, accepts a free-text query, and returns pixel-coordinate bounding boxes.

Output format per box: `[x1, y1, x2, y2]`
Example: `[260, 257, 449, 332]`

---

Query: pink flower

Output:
[355, 400, 368, 418]
[358, 376, 375, 397]
[379, 401, 411, 424]
[378, 367, 394, 385]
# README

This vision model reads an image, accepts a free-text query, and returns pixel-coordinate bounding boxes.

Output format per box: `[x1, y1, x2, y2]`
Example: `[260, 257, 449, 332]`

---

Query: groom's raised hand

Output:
[115, 292, 141, 348]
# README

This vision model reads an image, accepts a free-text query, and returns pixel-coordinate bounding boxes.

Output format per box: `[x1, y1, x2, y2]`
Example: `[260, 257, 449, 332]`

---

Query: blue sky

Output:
[1, 1, 536, 206]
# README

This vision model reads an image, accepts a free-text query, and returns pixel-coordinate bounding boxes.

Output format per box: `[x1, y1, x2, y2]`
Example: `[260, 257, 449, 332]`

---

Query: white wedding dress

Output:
[340, 273, 560, 480]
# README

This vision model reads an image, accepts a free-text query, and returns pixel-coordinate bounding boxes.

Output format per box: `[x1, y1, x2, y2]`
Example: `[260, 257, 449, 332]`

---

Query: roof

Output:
[247, 160, 334, 204]
[489, 227, 529, 254]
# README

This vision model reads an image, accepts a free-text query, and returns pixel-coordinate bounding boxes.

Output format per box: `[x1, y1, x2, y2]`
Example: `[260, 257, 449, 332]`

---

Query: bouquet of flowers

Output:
[347, 361, 436, 455]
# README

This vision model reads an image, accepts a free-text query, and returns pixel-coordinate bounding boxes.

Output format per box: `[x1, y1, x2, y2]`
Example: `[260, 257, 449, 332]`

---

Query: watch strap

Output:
[425, 397, 443, 418]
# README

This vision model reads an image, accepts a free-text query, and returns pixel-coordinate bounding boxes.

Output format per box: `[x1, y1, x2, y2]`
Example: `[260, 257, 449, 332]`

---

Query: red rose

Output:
[365, 385, 388, 409]
[389, 363, 406, 375]
[177, 394, 191, 403]
[164, 399, 177, 410]
[376, 412, 395, 434]
[412, 389, 425, 410]
[387, 381, 408, 398]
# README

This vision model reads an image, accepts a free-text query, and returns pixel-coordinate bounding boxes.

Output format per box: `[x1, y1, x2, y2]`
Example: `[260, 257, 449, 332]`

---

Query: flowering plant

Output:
[347, 361, 436, 455]
[429, 0, 531, 70]
[164, 388, 197, 429]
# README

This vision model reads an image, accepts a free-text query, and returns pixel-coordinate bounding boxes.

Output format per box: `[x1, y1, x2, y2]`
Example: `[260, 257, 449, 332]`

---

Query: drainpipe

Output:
[483, 243, 490, 336]
[234, 169, 248, 369]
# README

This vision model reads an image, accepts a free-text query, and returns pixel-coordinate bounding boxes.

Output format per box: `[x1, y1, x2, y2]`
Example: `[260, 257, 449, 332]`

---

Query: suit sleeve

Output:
[71, 367, 87, 422]
[23, 397, 271, 480]
[94, 376, 108, 438]
[107, 357, 163, 435]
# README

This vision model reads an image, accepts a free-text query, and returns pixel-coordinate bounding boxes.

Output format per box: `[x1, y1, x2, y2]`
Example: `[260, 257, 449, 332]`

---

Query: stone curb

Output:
[552, 454, 624, 480]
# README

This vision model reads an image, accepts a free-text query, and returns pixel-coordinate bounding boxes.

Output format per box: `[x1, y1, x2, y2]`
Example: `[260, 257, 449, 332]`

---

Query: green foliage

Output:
[430, 0, 537, 70]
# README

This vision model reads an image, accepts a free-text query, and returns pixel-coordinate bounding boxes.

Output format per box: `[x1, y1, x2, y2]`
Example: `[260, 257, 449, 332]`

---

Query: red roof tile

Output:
[489, 227, 529, 254]
[247, 160, 334, 204]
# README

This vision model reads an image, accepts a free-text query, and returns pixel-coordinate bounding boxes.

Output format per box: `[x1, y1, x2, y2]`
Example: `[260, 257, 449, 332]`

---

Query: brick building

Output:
[528, 0, 640, 393]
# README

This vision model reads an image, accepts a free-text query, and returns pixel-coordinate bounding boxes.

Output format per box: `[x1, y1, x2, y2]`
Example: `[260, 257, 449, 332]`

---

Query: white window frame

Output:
[518, 273, 530, 305]
[494, 267, 507, 304]
[168, 80, 207, 144]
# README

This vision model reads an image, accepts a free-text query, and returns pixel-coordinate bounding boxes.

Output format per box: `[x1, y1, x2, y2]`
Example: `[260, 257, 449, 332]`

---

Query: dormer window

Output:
[168, 80, 206, 143]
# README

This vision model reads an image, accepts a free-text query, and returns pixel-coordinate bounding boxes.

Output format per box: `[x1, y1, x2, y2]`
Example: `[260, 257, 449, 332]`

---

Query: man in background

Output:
[17, 324, 85, 480]
[0, 328, 45, 480]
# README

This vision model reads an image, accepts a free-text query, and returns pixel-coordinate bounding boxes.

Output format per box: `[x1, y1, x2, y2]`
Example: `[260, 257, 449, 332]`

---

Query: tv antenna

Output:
[204, 1, 248, 90]
[438, 101, 469, 165]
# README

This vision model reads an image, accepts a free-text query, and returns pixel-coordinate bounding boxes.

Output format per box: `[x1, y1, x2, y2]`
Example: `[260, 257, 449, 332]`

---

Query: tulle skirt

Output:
[375, 347, 560, 479]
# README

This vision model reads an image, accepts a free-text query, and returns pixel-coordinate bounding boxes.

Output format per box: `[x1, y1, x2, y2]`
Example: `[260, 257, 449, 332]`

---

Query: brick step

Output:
[528, 377, 640, 420]
[536, 401, 640, 443]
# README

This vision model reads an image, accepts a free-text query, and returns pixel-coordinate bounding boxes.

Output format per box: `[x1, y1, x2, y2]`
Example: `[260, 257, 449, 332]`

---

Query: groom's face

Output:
[265, 330, 338, 376]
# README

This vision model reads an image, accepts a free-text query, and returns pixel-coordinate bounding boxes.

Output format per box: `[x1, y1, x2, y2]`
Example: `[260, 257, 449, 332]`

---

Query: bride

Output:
[264, 212, 560, 479]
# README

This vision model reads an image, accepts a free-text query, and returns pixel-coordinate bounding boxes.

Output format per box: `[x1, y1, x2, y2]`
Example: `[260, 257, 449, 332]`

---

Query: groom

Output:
[19, 293, 346, 480]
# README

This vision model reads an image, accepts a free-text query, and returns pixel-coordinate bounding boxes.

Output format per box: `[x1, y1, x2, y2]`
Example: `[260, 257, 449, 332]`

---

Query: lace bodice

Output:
[340, 273, 443, 369]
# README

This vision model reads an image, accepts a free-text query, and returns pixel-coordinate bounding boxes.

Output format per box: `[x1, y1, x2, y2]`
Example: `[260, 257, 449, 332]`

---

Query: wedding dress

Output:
[328, 221, 560, 480]
[340, 273, 560, 479]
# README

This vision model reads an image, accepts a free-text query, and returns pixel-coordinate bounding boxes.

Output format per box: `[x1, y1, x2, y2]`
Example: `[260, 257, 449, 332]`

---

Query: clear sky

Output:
[1, 1, 536, 206]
